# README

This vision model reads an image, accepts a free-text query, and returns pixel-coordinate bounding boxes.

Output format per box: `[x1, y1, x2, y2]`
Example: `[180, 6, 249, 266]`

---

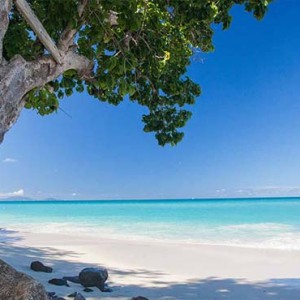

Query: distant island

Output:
[0, 196, 57, 201]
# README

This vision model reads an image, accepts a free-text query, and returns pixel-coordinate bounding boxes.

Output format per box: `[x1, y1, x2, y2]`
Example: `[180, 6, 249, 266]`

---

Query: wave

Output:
[4, 221, 300, 250]
[218, 222, 293, 231]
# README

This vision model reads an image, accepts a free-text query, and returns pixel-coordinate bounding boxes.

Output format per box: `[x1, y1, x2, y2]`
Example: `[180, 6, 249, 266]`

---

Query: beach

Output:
[1, 229, 300, 299]
[1, 199, 300, 299]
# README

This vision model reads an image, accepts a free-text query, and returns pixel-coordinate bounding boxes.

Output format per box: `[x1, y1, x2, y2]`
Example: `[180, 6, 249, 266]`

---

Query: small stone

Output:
[67, 292, 77, 298]
[31, 261, 53, 273]
[63, 276, 81, 284]
[48, 278, 70, 287]
[103, 286, 113, 292]
[131, 297, 149, 300]
[74, 293, 86, 300]
[47, 291, 56, 298]
[83, 287, 93, 292]
[79, 267, 108, 291]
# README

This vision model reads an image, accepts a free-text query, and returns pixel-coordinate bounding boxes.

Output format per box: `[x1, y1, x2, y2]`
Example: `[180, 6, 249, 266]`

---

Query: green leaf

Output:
[3, 0, 273, 146]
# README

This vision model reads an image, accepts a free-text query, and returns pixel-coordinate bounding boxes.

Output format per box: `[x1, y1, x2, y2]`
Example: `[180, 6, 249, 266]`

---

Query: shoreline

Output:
[2, 224, 300, 252]
[1, 229, 300, 299]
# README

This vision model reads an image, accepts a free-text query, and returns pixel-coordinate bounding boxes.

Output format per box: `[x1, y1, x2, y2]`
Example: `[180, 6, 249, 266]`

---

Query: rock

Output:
[47, 291, 66, 299]
[48, 278, 70, 287]
[131, 297, 149, 300]
[30, 261, 53, 273]
[78, 268, 108, 291]
[47, 291, 56, 298]
[82, 287, 93, 292]
[67, 292, 77, 298]
[0, 259, 49, 300]
[74, 293, 86, 300]
[102, 286, 112, 292]
[47, 292, 56, 300]
[63, 276, 81, 284]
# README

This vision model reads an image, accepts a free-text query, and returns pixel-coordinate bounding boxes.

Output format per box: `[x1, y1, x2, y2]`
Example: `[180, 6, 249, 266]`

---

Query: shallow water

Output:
[1, 198, 300, 249]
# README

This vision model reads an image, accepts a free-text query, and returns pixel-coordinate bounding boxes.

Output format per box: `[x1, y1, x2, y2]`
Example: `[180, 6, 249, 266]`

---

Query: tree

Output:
[0, 0, 272, 146]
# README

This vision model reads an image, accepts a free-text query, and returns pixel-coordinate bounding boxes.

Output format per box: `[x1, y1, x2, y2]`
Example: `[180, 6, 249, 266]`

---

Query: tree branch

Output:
[57, 0, 88, 52]
[25, 50, 93, 92]
[14, 0, 62, 64]
[0, 50, 93, 143]
[0, 0, 12, 64]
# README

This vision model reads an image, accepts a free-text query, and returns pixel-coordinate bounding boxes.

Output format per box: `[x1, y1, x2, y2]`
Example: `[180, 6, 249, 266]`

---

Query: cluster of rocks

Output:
[47, 291, 86, 300]
[0, 259, 149, 300]
[30, 261, 110, 298]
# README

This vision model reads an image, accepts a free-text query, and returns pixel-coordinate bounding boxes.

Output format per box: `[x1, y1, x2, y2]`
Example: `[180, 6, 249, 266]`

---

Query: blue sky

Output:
[1, 1, 300, 200]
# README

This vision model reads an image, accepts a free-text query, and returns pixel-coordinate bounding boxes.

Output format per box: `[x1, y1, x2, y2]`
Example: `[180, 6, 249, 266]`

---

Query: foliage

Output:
[3, 0, 272, 145]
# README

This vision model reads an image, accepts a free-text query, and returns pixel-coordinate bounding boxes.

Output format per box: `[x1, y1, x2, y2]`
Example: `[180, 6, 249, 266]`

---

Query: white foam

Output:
[4, 221, 300, 250]
[219, 223, 292, 231]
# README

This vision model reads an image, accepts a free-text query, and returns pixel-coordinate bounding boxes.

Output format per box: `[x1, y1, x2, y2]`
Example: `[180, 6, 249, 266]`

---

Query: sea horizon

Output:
[2, 195, 300, 202]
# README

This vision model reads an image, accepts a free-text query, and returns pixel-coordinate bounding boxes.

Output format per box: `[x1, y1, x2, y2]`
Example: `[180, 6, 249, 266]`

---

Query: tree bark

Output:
[0, 51, 92, 143]
[0, 0, 92, 143]
[14, 0, 62, 64]
[58, 0, 88, 52]
[0, 0, 11, 64]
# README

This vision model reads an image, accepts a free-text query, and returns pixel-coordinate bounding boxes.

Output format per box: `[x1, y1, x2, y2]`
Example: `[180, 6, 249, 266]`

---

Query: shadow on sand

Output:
[0, 230, 299, 300]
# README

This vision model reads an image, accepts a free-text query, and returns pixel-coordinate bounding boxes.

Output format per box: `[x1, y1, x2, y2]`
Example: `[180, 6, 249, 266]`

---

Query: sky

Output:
[1, 1, 300, 200]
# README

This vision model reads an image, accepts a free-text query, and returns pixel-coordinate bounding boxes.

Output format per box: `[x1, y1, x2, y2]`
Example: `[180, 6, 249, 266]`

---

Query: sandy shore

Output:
[1, 229, 300, 299]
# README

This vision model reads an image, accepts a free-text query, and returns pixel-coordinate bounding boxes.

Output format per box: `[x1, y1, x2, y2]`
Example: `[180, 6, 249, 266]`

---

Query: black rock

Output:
[102, 286, 112, 292]
[31, 261, 53, 273]
[74, 293, 86, 300]
[47, 292, 66, 300]
[131, 297, 149, 300]
[63, 276, 81, 284]
[79, 267, 108, 291]
[48, 278, 70, 287]
[83, 287, 93, 292]
[67, 292, 77, 298]
[47, 292, 56, 298]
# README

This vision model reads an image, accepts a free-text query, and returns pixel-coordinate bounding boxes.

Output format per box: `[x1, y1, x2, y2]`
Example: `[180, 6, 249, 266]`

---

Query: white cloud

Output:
[232, 186, 300, 197]
[0, 189, 24, 198]
[2, 158, 17, 163]
[71, 192, 77, 196]
[248, 186, 300, 196]
[212, 186, 300, 198]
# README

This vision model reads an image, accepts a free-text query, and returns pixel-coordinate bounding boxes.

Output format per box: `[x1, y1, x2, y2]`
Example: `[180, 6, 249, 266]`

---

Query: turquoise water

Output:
[1, 198, 300, 249]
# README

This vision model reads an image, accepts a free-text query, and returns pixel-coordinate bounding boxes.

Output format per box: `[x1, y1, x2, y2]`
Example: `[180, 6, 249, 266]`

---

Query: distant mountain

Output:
[0, 197, 62, 201]
[0, 196, 33, 201]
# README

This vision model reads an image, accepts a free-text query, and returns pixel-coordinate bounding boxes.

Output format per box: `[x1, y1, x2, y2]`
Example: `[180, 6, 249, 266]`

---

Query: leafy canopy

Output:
[4, 0, 272, 145]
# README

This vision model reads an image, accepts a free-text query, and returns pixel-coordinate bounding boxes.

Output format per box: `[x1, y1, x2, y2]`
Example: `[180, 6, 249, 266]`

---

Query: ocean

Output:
[1, 198, 300, 250]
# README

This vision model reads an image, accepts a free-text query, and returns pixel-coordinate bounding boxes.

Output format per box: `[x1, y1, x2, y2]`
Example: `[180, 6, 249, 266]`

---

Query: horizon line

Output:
[1, 195, 300, 202]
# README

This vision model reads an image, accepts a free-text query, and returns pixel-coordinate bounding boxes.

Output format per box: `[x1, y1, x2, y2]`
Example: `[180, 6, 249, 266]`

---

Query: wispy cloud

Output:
[0, 189, 24, 199]
[2, 158, 17, 163]
[245, 186, 300, 196]
[214, 186, 300, 198]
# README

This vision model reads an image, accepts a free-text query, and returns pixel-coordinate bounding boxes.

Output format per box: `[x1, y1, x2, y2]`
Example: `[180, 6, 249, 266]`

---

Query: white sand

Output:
[1, 230, 300, 299]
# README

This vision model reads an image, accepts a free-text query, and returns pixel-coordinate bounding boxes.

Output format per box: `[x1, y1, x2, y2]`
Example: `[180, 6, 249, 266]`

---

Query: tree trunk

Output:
[0, 51, 92, 143]
[0, 56, 27, 143]
[0, 0, 92, 144]
[0, 0, 11, 65]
